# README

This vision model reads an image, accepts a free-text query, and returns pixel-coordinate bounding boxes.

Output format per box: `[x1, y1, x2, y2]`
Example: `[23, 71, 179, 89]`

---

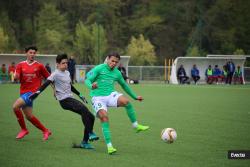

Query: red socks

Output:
[28, 116, 47, 132]
[14, 109, 47, 132]
[14, 109, 27, 130]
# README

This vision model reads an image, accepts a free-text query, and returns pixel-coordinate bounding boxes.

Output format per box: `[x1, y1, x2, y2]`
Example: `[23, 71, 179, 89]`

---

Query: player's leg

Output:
[20, 92, 51, 140]
[208, 76, 212, 84]
[240, 76, 243, 84]
[59, 98, 97, 148]
[23, 107, 51, 141]
[74, 102, 99, 142]
[91, 96, 116, 154]
[117, 95, 149, 132]
[86, 111, 98, 141]
[233, 76, 237, 84]
[12, 98, 29, 139]
[228, 73, 233, 84]
[97, 109, 116, 154]
[197, 76, 200, 83]
[184, 76, 188, 83]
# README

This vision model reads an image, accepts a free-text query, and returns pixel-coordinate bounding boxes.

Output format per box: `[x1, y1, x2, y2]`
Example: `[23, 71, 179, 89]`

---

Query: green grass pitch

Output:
[0, 84, 250, 167]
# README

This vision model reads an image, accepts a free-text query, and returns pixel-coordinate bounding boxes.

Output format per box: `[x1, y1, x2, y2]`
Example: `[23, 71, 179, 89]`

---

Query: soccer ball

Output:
[129, 80, 134, 84]
[161, 128, 177, 143]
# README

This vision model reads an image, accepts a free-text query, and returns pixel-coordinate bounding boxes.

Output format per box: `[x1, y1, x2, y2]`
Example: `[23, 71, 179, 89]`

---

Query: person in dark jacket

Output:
[226, 60, 235, 84]
[68, 56, 76, 84]
[45, 63, 51, 74]
[177, 64, 189, 84]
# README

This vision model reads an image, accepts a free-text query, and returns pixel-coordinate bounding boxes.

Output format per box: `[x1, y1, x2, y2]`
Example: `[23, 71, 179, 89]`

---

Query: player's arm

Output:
[117, 73, 142, 101]
[41, 64, 50, 79]
[41, 65, 56, 98]
[30, 72, 55, 100]
[71, 84, 88, 104]
[85, 68, 99, 89]
[29, 80, 52, 100]
[14, 64, 21, 80]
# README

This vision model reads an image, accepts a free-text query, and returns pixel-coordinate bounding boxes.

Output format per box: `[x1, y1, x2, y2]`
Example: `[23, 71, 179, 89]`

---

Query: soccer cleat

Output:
[16, 129, 29, 139]
[43, 129, 52, 141]
[80, 141, 94, 149]
[135, 124, 149, 133]
[107, 146, 117, 155]
[89, 132, 99, 142]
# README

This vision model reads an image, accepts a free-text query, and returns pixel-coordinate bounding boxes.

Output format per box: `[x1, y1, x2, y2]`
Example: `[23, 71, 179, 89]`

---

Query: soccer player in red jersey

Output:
[12, 46, 51, 141]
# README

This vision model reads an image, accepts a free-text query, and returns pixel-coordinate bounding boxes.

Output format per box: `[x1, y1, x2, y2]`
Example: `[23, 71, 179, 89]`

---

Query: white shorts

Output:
[91, 91, 123, 115]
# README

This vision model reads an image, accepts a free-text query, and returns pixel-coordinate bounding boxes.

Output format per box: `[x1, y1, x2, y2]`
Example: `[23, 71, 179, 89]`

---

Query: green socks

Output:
[101, 102, 137, 147]
[125, 102, 137, 123]
[101, 122, 111, 145]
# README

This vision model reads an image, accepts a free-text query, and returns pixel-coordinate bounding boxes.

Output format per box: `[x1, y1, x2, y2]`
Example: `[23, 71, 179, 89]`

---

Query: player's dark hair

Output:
[56, 53, 68, 63]
[107, 52, 120, 60]
[25, 45, 38, 52]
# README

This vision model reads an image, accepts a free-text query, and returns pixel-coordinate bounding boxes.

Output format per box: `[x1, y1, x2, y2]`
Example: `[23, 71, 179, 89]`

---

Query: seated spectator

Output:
[191, 64, 200, 84]
[177, 64, 189, 84]
[221, 65, 228, 84]
[233, 65, 243, 84]
[0, 64, 8, 82]
[8, 62, 16, 83]
[213, 65, 222, 84]
[205, 65, 213, 84]
[118, 64, 129, 82]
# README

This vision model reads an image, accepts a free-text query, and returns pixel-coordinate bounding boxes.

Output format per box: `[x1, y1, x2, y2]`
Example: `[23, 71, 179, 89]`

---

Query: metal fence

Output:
[128, 66, 166, 81]
[76, 65, 250, 83]
[128, 66, 250, 83]
[2, 65, 249, 84]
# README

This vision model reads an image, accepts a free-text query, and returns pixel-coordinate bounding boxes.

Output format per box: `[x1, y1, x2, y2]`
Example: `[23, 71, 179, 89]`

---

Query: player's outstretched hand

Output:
[79, 93, 88, 104]
[92, 82, 98, 89]
[29, 91, 40, 101]
[137, 96, 143, 102]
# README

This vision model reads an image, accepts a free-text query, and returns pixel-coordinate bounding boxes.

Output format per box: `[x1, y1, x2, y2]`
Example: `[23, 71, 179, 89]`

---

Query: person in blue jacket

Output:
[191, 64, 200, 84]
[213, 65, 222, 84]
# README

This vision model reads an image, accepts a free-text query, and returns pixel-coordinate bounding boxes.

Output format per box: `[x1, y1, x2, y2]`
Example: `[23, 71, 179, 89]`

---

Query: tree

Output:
[204, 0, 250, 54]
[127, 34, 156, 65]
[143, 0, 197, 61]
[91, 23, 108, 63]
[36, 3, 70, 53]
[74, 21, 107, 64]
[186, 45, 200, 57]
[233, 48, 245, 55]
[0, 11, 19, 51]
[0, 26, 9, 52]
[74, 21, 93, 64]
[44, 29, 62, 53]
[1, 0, 250, 57]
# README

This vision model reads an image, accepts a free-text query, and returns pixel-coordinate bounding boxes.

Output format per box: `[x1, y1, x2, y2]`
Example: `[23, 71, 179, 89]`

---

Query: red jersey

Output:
[8, 65, 16, 74]
[15, 61, 50, 94]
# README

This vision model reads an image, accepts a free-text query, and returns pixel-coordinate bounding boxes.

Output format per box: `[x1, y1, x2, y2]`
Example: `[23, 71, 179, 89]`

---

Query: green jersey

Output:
[85, 63, 137, 99]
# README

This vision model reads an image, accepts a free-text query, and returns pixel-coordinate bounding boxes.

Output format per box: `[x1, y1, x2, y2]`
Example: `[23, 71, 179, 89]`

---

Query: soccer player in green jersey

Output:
[85, 52, 149, 154]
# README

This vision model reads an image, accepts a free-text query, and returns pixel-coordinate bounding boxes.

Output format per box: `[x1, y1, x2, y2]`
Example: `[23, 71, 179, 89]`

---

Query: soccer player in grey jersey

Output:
[29, 54, 98, 149]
